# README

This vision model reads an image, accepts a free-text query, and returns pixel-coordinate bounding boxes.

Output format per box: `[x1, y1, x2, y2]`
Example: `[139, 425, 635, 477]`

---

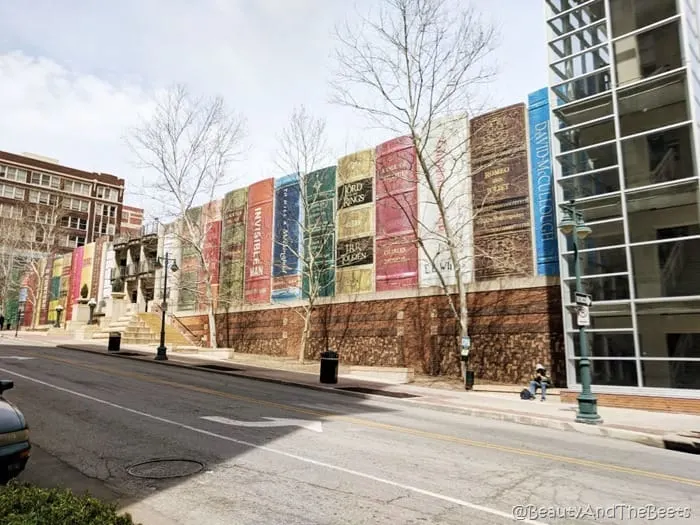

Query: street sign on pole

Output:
[575, 292, 592, 306]
[577, 305, 590, 327]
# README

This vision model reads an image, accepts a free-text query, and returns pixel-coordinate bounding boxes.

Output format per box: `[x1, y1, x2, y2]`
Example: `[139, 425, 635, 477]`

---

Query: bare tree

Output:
[127, 84, 247, 349]
[332, 0, 530, 378]
[0, 200, 68, 327]
[0, 215, 27, 320]
[273, 105, 336, 361]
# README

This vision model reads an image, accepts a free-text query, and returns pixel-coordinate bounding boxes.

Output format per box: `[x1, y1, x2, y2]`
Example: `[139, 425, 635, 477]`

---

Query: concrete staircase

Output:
[136, 313, 192, 348]
[92, 312, 192, 348]
[92, 312, 138, 341]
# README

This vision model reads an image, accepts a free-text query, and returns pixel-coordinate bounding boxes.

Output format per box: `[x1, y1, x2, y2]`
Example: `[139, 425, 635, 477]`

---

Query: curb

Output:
[53, 343, 698, 454]
[405, 400, 668, 449]
[55, 344, 379, 399]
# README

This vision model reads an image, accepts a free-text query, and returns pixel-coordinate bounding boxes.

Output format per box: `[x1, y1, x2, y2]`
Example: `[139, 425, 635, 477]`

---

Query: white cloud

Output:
[0, 0, 547, 217]
[0, 51, 155, 200]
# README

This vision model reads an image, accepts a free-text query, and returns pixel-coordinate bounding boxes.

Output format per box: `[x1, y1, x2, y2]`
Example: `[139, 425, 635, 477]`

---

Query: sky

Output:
[0, 0, 548, 219]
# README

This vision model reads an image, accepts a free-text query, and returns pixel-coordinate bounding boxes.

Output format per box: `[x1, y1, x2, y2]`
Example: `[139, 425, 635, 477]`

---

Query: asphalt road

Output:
[0, 341, 698, 525]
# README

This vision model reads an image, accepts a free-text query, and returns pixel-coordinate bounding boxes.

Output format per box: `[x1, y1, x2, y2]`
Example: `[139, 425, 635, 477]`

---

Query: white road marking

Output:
[0, 366, 548, 525]
[0, 356, 36, 360]
[202, 415, 323, 433]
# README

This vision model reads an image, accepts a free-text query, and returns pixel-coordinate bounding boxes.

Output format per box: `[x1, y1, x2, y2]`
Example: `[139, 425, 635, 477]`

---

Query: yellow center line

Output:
[17, 349, 700, 488]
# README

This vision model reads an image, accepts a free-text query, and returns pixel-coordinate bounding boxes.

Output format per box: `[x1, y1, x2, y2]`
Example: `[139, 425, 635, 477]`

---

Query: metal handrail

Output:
[152, 302, 202, 347]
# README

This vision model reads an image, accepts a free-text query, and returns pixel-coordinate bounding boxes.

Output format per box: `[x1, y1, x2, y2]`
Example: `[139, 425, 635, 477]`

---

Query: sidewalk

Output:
[5, 331, 700, 454]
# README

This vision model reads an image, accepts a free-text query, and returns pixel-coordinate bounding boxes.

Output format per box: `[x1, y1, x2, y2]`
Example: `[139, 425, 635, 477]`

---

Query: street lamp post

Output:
[55, 305, 64, 329]
[154, 253, 178, 361]
[14, 303, 24, 338]
[558, 199, 602, 424]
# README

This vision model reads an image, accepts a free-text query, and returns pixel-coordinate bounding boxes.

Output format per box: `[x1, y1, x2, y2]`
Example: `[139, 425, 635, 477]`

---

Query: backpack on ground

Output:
[520, 388, 533, 400]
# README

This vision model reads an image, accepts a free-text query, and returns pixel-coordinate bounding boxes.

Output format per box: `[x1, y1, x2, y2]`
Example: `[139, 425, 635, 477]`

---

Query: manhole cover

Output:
[126, 459, 205, 479]
[193, 364, 243, 372]
[335, 387, 420, 398]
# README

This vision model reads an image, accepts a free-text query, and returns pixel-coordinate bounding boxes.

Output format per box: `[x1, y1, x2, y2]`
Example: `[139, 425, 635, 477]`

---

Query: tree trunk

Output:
[450, 234, 469, 385]
[457, 273, 469, 382]
[299, 305, 313, 362]
[207, 306, 218, 349]
[203, 274, 218, 349]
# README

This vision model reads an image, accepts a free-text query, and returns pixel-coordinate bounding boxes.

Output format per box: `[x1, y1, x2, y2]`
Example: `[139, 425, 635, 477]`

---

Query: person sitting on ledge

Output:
[529, 364, 551, 401]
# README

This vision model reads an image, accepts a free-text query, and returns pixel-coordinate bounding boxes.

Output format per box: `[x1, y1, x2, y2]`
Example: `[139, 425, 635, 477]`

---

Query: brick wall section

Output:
[177, 285, 565, 385]
[560, 391, 700, 415]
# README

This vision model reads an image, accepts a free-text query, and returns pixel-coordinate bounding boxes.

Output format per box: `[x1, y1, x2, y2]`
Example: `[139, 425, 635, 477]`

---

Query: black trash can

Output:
[465, 370, 475, 390]
[108, 332, 121, 353]
[319, 350, 339, 384]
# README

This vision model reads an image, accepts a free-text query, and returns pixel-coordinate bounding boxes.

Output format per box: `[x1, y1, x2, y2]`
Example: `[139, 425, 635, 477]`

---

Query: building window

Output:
[64, 180, 92, 196]
[62, 234, 86, 248]
[61, 216, 88, 230]
[96, 186, 119, 201]
[0, 204, 22, 219]
[95, 220, 117, 236]
[30, 171, 61, 189]
[0, 183, 26, 200]
[96, 203, 117, 217]
[62, 197, 90, 212]
[34, 209, 50, 224]
[29, 190, 58, 206]
[0, 165, 28, 183]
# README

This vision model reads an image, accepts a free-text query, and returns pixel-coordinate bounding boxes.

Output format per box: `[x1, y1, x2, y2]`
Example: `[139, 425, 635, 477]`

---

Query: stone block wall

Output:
[176, 284, 565, 386]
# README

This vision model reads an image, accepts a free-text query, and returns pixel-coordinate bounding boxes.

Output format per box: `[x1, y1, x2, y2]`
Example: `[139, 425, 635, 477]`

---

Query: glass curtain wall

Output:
[545, 0, 700, 393]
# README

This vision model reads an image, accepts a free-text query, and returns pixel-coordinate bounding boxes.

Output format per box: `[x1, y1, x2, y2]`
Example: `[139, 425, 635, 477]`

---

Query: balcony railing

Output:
[110, 266, 126, 281]
[141, 221, 159, 237]
[139, 259, 156, 275]
[113, 232, 131, 245]
[126, 263, 139, 278]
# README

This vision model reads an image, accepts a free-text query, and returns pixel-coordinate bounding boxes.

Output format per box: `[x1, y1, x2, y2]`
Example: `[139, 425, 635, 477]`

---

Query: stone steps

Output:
[90, 311, 194, 349]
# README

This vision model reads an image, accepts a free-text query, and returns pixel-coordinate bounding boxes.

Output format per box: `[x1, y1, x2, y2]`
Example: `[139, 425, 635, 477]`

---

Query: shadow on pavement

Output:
[1, 342, 402, 522]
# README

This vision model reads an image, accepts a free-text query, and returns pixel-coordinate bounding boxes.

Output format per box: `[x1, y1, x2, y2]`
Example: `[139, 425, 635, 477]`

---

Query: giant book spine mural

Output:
[89, 239, 107, 304]
[219, 188, 248, 309]
[39, 254, 54, 325]
[198, 200, 222, 311]
[47, 257, 62, 323]
[244, 178, 274, 304]
[162, 231, 181, 309]
[418, 114, 473, 288]
[375, 136, 419, 291]
[528, 88, 560, 276]
[303, 166, 336, 298]
[178, 208, 202, 311]
[336, 149, 376, 295]
[102, 246, 115, 301]
[66, 246, 84, 321]
[80, 242, 96, 299]
[59, 253, 72, 319]
[470, 104, 534, 280]
[272, 174, 303, 301]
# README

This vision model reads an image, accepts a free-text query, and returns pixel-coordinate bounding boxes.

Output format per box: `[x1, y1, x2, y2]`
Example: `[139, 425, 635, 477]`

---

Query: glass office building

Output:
[545, 0, 700, 396]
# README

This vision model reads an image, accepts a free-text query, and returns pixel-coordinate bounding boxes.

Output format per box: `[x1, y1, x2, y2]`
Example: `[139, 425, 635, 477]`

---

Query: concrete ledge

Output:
[561, 390, 700, 415]
[343, 366, 415, 385]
